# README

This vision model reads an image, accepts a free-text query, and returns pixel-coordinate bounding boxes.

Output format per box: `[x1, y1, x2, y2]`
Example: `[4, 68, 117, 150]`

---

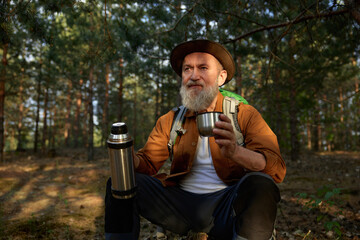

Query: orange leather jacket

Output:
[136, 92, 286, 186]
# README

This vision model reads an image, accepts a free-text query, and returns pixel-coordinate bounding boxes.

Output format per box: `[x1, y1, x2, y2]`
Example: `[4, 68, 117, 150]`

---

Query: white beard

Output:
[180, 78, 219, 112]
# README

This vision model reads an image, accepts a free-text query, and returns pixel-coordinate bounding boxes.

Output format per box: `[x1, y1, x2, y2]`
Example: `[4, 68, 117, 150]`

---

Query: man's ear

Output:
[217, 70, 227, 86]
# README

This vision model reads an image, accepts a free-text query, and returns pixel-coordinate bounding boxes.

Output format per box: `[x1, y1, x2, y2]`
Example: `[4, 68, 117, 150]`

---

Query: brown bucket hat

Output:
[170, 39, 235, 84]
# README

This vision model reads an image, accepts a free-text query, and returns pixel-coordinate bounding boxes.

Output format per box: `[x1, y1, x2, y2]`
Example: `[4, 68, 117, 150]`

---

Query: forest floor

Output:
[0, 148, 359, 240]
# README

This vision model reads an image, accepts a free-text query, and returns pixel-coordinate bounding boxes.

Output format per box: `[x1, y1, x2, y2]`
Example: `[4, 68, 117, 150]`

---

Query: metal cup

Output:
[196, 112, 222, 137]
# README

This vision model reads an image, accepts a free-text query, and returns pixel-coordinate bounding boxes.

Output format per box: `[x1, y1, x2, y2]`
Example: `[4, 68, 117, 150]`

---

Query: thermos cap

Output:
[111, 122, 128, 135]
[108, 122, 132, 147]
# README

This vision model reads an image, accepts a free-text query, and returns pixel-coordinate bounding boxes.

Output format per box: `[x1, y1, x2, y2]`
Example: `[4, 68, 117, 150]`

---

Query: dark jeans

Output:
[105, 172, 280, 240]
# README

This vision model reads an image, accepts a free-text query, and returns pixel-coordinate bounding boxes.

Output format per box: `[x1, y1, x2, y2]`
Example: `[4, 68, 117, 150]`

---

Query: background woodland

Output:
[1, 0, 360, 162]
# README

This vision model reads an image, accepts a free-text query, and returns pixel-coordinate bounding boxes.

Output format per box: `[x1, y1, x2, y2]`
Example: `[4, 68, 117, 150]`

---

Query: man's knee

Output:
[234, 174, 280, 218]
[233, 174, 280, 217]
[237, 174, 280, 203]
[233, 174, 280, 239]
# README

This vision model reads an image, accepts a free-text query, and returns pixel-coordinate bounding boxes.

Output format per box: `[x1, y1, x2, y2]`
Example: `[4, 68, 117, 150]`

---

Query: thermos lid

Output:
[111, 122, 128, 135]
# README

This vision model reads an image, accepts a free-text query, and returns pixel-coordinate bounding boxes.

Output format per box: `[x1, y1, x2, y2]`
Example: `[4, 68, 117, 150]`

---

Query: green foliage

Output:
[296, 185, 343, 237]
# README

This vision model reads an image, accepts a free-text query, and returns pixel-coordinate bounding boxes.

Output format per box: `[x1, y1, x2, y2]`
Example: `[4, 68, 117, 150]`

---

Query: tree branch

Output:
[156, 1, 199, 34]
[322, 89, 360, 104]
[345, 0, 360, 24]
[204, 8, 267, 28]
[224, 9, 349, 43]
[263, 8, 309, 80]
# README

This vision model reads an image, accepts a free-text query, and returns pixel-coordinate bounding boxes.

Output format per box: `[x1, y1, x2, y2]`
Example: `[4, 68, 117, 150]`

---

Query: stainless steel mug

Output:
[196, 112, 222, 137]
[107, 122, 136, 199]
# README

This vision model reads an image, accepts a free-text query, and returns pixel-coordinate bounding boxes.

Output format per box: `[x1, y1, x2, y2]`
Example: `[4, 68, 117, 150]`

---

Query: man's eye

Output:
[201, 67, 207, 70]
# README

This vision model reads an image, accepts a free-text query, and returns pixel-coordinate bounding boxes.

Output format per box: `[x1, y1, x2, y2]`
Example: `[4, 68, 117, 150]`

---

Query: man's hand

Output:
[213, 114, 266, 171]
[213, 114, 237, 159]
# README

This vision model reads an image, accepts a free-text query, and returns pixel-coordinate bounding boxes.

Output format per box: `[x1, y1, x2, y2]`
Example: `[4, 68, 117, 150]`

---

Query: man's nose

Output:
[190, 68, 200, 81]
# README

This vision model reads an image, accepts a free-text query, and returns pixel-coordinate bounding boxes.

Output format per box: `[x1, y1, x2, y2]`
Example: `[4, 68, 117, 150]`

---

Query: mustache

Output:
[185, 80, 205, 87]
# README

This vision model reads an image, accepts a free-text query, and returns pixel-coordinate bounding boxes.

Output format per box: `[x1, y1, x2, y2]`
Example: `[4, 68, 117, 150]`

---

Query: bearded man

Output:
[105, 40, 286, 240]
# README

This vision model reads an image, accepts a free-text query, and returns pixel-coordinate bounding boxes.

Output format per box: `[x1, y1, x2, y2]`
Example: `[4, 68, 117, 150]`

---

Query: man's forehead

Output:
[183, 52, 220, 64]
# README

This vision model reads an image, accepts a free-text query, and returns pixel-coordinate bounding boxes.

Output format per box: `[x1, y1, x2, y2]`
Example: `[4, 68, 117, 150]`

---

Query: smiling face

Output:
[179, 52, 227, 112]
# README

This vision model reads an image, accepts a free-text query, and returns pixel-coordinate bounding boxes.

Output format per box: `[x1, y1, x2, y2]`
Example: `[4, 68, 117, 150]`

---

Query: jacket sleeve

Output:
[135, 110, 175, 176]
[238, 104, 286, 183]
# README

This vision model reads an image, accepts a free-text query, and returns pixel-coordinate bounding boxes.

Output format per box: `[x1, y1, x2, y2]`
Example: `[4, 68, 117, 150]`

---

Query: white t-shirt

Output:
[179, 136, 227, 194]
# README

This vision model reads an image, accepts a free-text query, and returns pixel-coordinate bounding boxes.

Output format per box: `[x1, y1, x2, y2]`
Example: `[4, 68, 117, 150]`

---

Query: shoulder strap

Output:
[168, 106, 187, 161]
[167, 95, 244, 159]
[223, 96, 244, 146]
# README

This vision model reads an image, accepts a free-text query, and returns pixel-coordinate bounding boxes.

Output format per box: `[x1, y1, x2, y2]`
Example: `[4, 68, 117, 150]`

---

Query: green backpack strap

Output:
[168, 106, 187, 161]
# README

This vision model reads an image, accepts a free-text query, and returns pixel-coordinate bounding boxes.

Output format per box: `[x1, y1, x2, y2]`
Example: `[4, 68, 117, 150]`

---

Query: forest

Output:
[0, 0, 360, 239]
[1, 0, 359, 160]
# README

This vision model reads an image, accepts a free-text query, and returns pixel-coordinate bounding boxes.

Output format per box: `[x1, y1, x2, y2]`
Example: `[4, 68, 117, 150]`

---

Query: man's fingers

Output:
[213, 128, 232, 138]
[214, 138, 232, 146]
[218, 114, 231, 123]
[215, 115, 233, 132]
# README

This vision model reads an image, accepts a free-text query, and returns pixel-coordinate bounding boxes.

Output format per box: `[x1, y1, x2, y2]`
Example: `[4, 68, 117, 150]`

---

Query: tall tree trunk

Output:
[317, 114, 322, 151]
[34, 60, 42, 153]
[289, 79, 299, 159]
[288, 35, 299, 160]
[233, 42, 243, 96]
[50, 102, 57, 150]
[0, 42, 7, 161]
[322, 95, 331, 152]
[356, 80, 359, 150]
[306, 120, 312, 150]
[42, 84, 49, 155]
[338, 87, 345, 149]
[339, 87, 344, 123]
[17, 60, 25, 151]
[274, 68, 283, 143]
[257, 63, 262, 89]
[103, 63, 110, 146]
[160, 63, 165, 116]
[64, 80, 72, 147]
[46, 92, 56, 158]
[166, 73, 172, 110]
[155, 62, 161, 121]
[313, 110, 319, 151]
[313, 97, 322, 151]
[331, 101, 336, 151]
[140, 100, 146, 145]
[118, 58, 124, 122]
[88, 66, 94, 161]
[82, 76, 88, 148]
[0, 0, 10, 161]
[132, 82, 137, 146]
[74, 75, 83, 148]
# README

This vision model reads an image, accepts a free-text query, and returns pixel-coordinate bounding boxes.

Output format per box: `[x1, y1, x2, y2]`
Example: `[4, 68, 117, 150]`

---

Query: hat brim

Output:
[170, 39, 235, 85]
